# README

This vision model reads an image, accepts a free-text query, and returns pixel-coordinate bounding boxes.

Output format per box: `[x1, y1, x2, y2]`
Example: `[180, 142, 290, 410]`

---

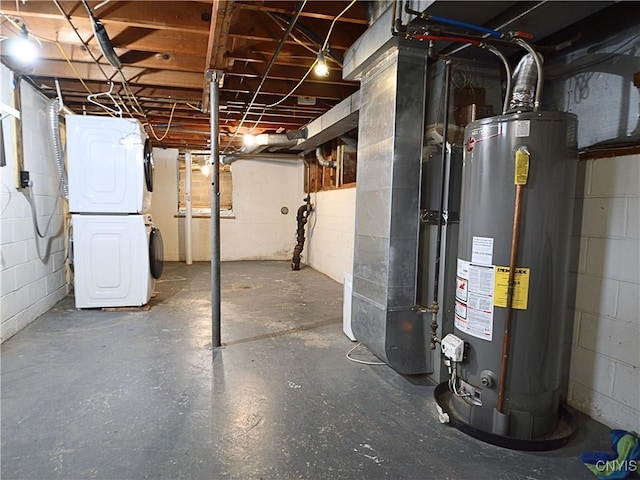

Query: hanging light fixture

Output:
[314, 50, 329, 77]
[200, 156, 212, 177]
[8, 25, 38, 64]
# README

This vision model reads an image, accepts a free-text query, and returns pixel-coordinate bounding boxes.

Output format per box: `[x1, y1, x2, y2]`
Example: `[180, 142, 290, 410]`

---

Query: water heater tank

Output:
[451, 111, 578, 440]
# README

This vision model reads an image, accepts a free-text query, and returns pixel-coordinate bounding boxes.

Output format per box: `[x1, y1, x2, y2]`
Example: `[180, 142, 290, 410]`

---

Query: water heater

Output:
[440, 111, 578, 444]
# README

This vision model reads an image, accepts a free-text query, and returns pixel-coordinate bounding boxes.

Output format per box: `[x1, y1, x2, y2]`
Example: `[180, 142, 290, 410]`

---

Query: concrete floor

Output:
[1, 261, 611, 479]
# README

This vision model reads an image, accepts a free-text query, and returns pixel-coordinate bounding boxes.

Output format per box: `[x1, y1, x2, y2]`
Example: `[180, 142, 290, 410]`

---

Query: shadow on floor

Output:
[1, 261, 612, 479]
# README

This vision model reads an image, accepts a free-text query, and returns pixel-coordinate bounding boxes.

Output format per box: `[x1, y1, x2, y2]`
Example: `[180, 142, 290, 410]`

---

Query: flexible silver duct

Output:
[508, 53, 541, 112]
[508, 54, 536, 112]
[514, 39, 544, 111]
[315, 147, 336, 168]
[48, 99, 68, 199]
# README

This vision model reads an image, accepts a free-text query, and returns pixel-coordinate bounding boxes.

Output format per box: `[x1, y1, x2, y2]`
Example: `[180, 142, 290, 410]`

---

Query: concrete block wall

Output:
[568, 154, 640, 432]
[1, 64, 68, 343]
[150, 148, 181, 261]
[219, 160, 304, 261]
[306, 187, 356, 283]
[152, 150, 305, 261]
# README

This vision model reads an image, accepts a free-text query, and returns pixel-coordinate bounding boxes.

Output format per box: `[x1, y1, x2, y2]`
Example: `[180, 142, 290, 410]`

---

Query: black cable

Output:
[52, 0, 111, 81]
[80, 0, 122, 69]
[222, 0, 308, 154]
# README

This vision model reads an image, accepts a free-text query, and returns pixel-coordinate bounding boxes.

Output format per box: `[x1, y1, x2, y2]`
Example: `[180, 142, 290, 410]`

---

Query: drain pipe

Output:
[291, 194, 312, 271]
[185, 151, 193, 265]
[429, 58, 453, 349]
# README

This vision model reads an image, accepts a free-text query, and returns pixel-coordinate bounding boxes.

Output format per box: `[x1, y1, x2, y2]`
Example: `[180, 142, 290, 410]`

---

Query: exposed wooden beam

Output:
[234, 1, 369, 25]
[2, 1, 212, 33]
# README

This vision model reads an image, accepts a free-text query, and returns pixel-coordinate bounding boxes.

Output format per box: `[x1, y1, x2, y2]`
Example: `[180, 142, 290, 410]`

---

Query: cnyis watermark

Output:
[594, 460, 638, 473]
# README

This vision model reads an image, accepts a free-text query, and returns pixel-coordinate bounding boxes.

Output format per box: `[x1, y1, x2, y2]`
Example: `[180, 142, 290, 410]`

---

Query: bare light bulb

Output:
[314, 51, 329, 77]
[9, 26, 38, 64]
[243, 133, 256, 148]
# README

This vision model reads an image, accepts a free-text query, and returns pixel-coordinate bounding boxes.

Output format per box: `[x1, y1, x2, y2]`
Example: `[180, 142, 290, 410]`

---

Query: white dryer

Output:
[71, 214, 163, 308]
[66, 115, 153, 214]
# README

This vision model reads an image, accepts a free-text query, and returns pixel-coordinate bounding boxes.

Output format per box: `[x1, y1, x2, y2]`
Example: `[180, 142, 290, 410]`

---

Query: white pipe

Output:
[185, 151, 193, 265]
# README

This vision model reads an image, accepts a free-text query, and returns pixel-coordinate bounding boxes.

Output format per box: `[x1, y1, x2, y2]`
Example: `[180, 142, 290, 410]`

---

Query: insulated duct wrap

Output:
[508, 54, 539, 113]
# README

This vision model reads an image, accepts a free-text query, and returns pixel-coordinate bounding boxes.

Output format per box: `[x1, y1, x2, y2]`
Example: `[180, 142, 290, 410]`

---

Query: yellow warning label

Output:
[494, 266, 530, 310]
[514, 148, 530, 185]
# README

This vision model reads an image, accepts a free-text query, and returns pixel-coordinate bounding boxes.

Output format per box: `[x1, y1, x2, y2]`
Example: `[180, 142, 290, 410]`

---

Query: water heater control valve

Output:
[441, 334, 465, 362]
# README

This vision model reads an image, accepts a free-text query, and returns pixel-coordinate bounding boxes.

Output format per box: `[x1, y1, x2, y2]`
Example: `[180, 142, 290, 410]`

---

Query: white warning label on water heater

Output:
[471, 236, 494, 265]
[457, 259, 470, 280]
[515, 120, 531, 137]
[455, 260, 495, 341]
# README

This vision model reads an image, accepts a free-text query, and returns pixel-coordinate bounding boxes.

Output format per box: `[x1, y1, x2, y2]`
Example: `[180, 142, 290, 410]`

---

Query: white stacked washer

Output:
[67, 115, 163, 308]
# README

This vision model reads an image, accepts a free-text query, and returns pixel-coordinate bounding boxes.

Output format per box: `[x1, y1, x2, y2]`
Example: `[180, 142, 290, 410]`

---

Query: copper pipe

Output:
[497, 183, 524, 413]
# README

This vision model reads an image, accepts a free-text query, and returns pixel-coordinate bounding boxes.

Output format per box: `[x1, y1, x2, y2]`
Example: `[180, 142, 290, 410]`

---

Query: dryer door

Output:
[144, 138, 154, 193]
[149, 227, 164, 279]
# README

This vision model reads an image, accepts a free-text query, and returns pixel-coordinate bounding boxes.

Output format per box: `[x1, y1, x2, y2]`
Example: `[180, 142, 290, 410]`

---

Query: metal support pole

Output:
[208, 70, 223, 348]
[185, 151, 193, 265]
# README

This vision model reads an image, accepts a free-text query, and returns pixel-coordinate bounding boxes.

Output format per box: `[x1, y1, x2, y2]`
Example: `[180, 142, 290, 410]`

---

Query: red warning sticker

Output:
[466, 137, 476, 152]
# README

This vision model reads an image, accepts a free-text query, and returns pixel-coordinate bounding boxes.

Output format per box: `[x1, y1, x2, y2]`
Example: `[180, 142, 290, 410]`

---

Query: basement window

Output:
[177, 157, 233, 217]
[306, 134, 357, 193]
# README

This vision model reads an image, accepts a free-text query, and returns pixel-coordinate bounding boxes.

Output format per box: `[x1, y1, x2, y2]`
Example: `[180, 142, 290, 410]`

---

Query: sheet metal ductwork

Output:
[351, 46, 430, 375]
[221, 133, 300, 164]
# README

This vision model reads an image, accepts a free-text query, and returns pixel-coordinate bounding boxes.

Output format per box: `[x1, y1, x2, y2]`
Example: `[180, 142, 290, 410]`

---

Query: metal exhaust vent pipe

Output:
[508, 53, 541, 113]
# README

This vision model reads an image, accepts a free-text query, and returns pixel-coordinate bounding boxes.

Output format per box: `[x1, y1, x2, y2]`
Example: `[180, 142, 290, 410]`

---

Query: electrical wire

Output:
[51, 1, 162, 132]
[246, 106, 267, 133]
[53, 42, 94, 95]
[448, 361, 482, 406]
[0, 11, 97, 97]
[266, 12, 317, 55]
[146, 102, 178, 142]
[321, 0, 357, 52]
[222, 0, 308, 154]
[52, 0, 112, 81]
[25, 175, 65, 240]
[263, 1, 357, 110]
[266, 65, 314, 108]
[346, 343, 386, 365]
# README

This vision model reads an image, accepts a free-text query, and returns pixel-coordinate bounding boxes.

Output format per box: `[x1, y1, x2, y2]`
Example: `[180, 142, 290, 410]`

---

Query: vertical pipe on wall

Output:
[497, 183, 524, 413]
[208, 71, 222, 348]
[185, 151, 193, 265]
[429, 59, 452, 349]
